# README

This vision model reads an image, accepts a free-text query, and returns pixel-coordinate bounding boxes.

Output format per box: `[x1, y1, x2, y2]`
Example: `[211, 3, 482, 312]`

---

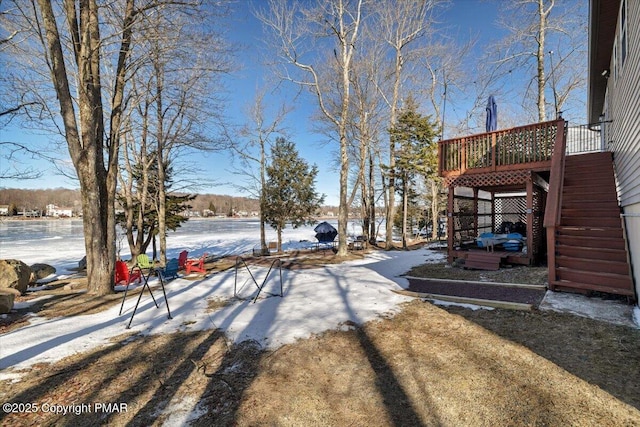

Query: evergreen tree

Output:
[263, 137, 325, 252]
[116, 160, 194, 260]
[389, 96, 438, 249]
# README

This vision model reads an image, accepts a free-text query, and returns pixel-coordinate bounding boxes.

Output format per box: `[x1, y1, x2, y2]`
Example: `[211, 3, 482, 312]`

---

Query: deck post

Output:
[491, 191, 496, 233]
[526, 178, 534, 265]
[460, 138, 467, 175]
[491, 132, 497, 171]
[473, 188, 479, 239]
[447, 185, 454, 263]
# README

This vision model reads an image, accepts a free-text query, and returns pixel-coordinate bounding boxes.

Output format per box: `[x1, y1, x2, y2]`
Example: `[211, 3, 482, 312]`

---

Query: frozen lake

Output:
[0, 218, 367, 275]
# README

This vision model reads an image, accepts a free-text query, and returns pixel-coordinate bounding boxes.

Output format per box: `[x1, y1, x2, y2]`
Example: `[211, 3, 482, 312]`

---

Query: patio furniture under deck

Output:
[439, 119, 564, 267]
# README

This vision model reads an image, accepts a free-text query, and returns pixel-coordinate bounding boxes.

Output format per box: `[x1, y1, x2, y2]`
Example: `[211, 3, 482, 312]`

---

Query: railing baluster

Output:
[437, 118, 598, 177]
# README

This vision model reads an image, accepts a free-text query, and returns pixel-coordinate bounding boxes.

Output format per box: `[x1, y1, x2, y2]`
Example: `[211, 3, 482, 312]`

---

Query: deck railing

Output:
[565, 123, 602, 155]
[438, 119, 564, 178]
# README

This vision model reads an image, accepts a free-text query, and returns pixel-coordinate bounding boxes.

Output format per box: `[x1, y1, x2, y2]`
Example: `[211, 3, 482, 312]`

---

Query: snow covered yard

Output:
[0, 248, 443, 374]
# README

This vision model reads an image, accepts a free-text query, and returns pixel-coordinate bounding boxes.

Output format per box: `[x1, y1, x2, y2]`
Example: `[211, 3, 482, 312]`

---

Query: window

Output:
[620, 0, 627, 68]
[613, 35, 618, 80]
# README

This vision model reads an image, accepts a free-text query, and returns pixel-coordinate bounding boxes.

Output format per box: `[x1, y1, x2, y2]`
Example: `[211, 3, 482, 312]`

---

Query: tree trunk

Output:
[402, 177, 408, 249]
[386, 46, 403, 250]
[260, 140, 267, 254]
[79, 170, 116, 295]
[431, 180, 440, 240]
[156, 62, 167, 265]
[277, 224, 283, 253]
[368, 150, 376, 245]
[537, 0, 547, 122]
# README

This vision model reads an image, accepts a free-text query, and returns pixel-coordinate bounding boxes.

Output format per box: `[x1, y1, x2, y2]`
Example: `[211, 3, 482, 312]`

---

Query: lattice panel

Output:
[478, 199, 493, 233]
[531, 186, 546, 261]
[450, 182, 548, 264]
[445, 170, 532, 188]
[452, 198, 475, 243]
[495, 197, 527, 232]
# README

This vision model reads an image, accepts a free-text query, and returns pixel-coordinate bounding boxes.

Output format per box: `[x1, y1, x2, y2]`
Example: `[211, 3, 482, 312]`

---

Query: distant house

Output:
[46, 204, 74, 217]
[0, 205, 9, 216]
[588, 0, 640, 300]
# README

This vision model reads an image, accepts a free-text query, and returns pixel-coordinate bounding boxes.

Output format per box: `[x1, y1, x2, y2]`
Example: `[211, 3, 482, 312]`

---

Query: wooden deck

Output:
[438, 118, 635, 300]
[438, 119, 563, 180]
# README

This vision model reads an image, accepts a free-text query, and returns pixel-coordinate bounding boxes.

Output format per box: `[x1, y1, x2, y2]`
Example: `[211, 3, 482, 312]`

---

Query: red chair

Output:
[185, 253, 207, 274]
[178, 250, 189, 270]
[115, 260, 142, 286]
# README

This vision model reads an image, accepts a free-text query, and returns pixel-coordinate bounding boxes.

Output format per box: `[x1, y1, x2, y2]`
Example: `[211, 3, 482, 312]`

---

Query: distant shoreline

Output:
[1, 215, 341, 222]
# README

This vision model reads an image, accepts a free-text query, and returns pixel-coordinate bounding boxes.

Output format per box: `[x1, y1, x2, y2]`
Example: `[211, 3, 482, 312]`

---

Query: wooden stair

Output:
[464, 251, 506, 271]
[550, 152, 634, 298]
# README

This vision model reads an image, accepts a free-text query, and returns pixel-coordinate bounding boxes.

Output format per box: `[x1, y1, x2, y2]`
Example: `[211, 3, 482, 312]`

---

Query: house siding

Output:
[602, 0, 640, 299]
[606, 0, 640, 206]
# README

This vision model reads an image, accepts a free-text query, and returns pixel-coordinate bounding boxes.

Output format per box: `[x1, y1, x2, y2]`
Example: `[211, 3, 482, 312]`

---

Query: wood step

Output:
[564, 166, 614, 175]
[563, 166, 614, 177]
[562, 192, 619, 203]
[556, 245, 628, 263]
[556, 234, 626, 250]
[564, 152, 613, 166]
[561, 184, 617, 194]
[555, 256, 630, 276]
[563, 168, 614, 177]
[562, 200, 620, 211]
[562, 185, 616, 196]
[464, 251, 505, 271]
[556, 267, 633, 290]
[560, 208, 621, 218]
[556, 226, 624, 239]
[550, 279, 635, 297]
[561, 217, 622, 228]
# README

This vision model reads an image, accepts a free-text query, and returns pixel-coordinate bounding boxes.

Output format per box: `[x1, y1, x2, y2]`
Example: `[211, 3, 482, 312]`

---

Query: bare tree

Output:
[257, 0, 364, 257]
[116, 5, 232, 264]
[371, 0, 446, 249]
[492, 0, 586, 122]
[1, 0, 213, 294]
[346, 38, 386, 246]
[230, 89, 290, 254]
[0, 142, 43, 180]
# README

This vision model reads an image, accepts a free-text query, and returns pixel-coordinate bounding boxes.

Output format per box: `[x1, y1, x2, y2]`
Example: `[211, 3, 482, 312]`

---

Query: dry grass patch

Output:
[407, 261, 548, 285]
[235, 301, 640, 426]
[3, 249, 640, 425]
[3, 301, 640, 426]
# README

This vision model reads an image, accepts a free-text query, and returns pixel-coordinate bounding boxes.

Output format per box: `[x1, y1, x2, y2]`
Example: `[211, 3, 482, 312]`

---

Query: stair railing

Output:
[544, 120, 568, 288]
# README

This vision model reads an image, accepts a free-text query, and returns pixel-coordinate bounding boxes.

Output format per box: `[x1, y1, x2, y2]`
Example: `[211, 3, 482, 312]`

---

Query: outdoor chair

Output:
[185, 253, 207, 274]
[114, 260, 141, 287]
[178, 250, 188, 270]
[159, 258, 180, 281]
[136, 254, 155, 270]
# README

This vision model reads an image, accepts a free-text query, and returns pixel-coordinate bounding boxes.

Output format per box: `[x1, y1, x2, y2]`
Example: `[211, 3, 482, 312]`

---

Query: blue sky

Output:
[1, 1, 583, 206]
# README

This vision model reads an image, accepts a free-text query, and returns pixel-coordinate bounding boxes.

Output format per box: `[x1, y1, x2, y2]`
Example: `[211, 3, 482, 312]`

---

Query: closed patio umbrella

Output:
[314, 221, 337, 243]
[486, 95, 497, 132]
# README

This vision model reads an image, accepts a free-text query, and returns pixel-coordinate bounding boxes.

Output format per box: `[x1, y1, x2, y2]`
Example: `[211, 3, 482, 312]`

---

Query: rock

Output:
[0, 291, 15, 314]
[0, 259, 32, 295]
[0, 287, 21, 297]
[63, 281, 85, 290]
[29, 263, 57, 284]
[78, 256, 87, 270]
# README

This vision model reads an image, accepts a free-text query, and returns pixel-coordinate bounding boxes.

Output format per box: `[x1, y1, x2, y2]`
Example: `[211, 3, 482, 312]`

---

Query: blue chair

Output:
[160, 258, 180, 280]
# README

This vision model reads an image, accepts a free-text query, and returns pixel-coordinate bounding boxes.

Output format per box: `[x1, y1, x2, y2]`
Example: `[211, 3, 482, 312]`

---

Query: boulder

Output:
[0, 291, 15, 314]
[29, 263, 57, 284]
[78, 256, 87, 270]
[0, 259, 32, 295]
